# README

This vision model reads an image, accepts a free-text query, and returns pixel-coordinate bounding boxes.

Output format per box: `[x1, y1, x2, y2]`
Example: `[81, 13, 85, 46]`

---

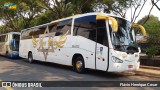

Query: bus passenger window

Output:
[49, 22, 58, 33]
[74, 15, 96, 41]
[55, 19, 72, 36]
[0, 35, 6, 42]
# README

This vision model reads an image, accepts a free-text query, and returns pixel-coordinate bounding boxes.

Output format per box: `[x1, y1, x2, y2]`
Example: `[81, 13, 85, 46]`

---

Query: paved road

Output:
[0, 56, 159, 90]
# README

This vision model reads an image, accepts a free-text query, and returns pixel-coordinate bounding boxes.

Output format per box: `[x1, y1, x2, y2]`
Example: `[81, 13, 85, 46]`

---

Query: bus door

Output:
[95, 20, 109, 71]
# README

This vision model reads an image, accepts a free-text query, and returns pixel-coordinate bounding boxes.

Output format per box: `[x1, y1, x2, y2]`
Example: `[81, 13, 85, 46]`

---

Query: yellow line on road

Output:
[5, 87, 13, 90]
[0, 80, 14, 90]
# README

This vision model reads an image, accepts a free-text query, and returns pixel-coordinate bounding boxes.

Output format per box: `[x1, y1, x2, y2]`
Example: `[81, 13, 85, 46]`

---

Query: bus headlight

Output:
[112, 56, 123, 63]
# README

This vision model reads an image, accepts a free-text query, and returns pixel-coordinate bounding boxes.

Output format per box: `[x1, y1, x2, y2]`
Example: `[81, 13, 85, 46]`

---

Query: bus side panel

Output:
[46, 36, 89, 67]
[72, 36, 96, 69]
[19, 39, 30, 58]
[47, 36, 96, 69]
[19, 39, 45, 61]
[47, 35, 73, 65]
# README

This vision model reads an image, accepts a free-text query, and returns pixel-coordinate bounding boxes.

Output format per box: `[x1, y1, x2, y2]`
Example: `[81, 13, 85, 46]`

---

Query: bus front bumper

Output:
[108, 58, 140, 72]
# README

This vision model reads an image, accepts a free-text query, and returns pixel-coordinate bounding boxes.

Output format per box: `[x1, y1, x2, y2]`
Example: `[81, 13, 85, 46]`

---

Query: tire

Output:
[73, 56, 85, 73]
[28, 52, 34, 63]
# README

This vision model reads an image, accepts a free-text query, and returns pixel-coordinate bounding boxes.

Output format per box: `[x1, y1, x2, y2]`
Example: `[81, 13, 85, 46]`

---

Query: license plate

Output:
[128, 65, 133, 68]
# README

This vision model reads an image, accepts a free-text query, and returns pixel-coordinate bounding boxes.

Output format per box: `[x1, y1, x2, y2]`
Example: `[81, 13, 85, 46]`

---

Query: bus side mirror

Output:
[132, 24, 146, 36]
[10, 39, 15, 46]
[96, 14, 118, 32]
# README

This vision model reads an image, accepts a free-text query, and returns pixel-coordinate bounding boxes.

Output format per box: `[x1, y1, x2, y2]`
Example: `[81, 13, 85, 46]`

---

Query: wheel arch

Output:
[72, 53, 84, 66]
[28, 51, 32, 55]
[28, 51, 32, 58]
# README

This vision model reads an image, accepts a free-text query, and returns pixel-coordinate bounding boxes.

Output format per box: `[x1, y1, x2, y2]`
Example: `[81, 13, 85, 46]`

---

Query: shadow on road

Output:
[25, 60, 126, 78]
[0, 57, 135, 81]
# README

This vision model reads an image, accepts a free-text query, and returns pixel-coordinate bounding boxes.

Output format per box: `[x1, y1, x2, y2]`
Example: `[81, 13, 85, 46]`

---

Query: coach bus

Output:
[19, 12, 146, 73]
[0, 32, 20, 58]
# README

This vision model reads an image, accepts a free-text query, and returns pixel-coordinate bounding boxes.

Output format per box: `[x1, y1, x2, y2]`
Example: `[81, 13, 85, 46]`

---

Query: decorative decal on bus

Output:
[19, 13, 146, 73]
[32, 26, 68, 60]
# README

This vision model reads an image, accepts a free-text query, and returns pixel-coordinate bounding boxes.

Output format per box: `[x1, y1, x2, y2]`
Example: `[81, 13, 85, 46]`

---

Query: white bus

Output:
[19, 12, 146, 73]
[0, 32, 20, 58]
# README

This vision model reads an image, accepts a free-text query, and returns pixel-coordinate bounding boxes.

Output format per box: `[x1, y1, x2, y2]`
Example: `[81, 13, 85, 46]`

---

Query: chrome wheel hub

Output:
[76, 61, 82, 69]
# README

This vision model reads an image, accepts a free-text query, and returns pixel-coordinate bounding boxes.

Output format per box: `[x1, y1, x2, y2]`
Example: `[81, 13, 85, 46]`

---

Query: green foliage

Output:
[0, 0, 145, 33]
[138, 15, 160, 45]
[138, 15, 160, 56]
[145, 45, 159, 57]
[30, 10, 53, 27]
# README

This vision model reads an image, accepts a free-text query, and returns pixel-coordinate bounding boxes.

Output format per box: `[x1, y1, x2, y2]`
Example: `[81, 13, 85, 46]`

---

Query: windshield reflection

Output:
[110, 17, 138, 53]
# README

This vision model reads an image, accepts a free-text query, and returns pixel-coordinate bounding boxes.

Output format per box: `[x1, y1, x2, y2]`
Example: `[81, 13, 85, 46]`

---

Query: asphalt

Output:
[135, 65, 160, 78]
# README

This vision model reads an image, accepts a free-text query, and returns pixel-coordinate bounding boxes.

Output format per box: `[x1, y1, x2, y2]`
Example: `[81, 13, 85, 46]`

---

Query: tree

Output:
[138, 15, 160, 43]
[138, 15, 160, 56]
[36, 0, 74, 19]
[141, 0, 160, 25]
[30, 10, 53, 27]
[0, 0, 155, 34]
[0, 0, 44, 32]
[151, 0, 160, 11]
[93, 0, 147, 23]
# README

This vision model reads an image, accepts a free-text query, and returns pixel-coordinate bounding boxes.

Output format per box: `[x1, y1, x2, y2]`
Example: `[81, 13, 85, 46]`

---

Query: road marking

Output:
[0, 80, 14, 90]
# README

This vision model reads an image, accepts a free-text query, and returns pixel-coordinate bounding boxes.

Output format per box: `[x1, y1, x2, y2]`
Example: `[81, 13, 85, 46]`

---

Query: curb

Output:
[135, 71, 160, 78]
[135, 65, 160, 78]
[140, 65, 160, 71]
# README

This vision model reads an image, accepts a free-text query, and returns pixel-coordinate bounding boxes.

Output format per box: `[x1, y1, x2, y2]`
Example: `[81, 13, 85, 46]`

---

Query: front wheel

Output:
[73, 56, 85, 73]
[28, 52, 34, 63]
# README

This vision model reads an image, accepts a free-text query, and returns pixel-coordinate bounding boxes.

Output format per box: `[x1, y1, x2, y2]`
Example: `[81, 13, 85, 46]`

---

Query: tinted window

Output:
[97, 20, 108, 46]
[31, 26, 47, 38]
[21, 26, 46, 39]
[55, 19, 72, 36]
[74, 15, 97, 41]
[74, 15, 108, 46]
[48, 22, 58, 33]
[0, 35, 6, 42]
[21, 19, 72, 39]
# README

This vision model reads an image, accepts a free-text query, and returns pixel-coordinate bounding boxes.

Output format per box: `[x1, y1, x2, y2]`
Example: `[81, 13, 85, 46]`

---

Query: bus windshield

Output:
[110, 17, 138, 53]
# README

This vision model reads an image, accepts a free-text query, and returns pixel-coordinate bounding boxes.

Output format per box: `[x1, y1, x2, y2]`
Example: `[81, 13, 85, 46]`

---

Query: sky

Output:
[0, 0, 160, 25]
[126, 0, 160, 22]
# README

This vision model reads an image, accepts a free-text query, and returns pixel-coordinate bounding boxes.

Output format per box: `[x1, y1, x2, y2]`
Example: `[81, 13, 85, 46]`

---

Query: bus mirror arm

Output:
[96, 14, 118, 32]
[132, 24, 147, 36]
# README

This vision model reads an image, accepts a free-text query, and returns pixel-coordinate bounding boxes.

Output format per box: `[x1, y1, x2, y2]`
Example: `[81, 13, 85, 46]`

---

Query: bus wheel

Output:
[74, 56, 85, 73]
[28, 52, 33, 63]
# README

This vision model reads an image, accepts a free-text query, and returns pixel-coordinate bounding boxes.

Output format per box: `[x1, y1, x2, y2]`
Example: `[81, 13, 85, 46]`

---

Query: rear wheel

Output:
[28, 52, 34, 63]
[73, 56, 85, 73]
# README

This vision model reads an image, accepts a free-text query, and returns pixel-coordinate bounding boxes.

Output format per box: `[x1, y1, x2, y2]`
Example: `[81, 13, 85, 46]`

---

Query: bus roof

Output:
[21, 12, 129, 32]
[10, 32, 20, 35]
[0, 32, 20, 36]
